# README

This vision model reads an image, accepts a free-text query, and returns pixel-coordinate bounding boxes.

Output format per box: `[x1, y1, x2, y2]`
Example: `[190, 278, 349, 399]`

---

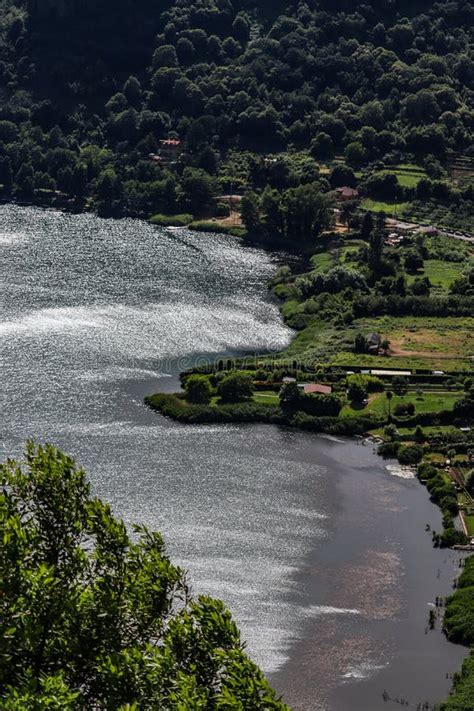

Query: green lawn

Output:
[253, 392, 280, 405]
[362, 198, 410, 215]
[342, 391, 462, 418]
[463, 515, 474, 537]
[369, 425, 461, 439]
[278, 313, 474, 372]
[310, 251, 334, 273]
[406, 260, 464, 291]
[391, 165, 427, 188]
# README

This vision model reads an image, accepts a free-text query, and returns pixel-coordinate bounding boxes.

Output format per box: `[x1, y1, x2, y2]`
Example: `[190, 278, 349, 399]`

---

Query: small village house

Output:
[366, 333, 382, 354]
[335, 186, 359, 202]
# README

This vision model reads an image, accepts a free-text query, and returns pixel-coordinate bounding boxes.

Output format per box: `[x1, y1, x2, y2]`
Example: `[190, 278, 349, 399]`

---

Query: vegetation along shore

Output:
[146, 206, 474, 708]
[1, 0, 474, 707]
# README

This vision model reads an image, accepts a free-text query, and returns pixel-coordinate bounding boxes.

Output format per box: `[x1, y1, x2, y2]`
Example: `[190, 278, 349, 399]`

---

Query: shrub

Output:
[188, 221, 247, 236]
[392, 376, 409, 396]
[398, 444, 424, 464]
[300, 393, 342, 417]
[279, 382, 301, 414]
[444, 587, 474, 645]
[215, 202, 230, 217]
[217, 372, 254, 403]
[394, 402, 416, 417]
[149, 213, 193, 226]
[347, 378, 368, 403]
[417, 462, 439, 480]
[185, 374, 212, 404]
[378, 441, 401, 459]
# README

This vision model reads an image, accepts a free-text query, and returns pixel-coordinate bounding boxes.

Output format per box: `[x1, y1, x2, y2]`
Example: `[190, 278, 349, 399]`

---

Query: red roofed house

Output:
[303, 384, 333, 395]
[158, 138, 182, 163]
[335, 186, 359, 202]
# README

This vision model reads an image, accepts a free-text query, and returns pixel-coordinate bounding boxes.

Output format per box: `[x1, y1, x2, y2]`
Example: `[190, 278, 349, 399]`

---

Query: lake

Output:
[0, 205, 467, 710]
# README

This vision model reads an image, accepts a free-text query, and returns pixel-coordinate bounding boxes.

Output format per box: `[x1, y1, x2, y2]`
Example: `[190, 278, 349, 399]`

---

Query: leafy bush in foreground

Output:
[0, 443, 289, 710]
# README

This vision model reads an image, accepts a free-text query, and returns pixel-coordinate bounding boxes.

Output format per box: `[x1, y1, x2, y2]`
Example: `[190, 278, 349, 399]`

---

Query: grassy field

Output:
[463, 515, 474, 537]
[276, 314, 474, 371]
[310, 251, 334, 272]
[406, 259, 464, 291]
[253, 392, 280, 405]
[341, 391, 462, 418]
[390, 164, 427, 188]
[354, 315, 474, 366]
[369, 425, 461, 438]
[361, 198, 410, 214]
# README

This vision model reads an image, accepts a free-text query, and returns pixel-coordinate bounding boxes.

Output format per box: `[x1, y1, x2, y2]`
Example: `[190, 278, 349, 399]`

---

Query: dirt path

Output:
[388, 345, 458, 359]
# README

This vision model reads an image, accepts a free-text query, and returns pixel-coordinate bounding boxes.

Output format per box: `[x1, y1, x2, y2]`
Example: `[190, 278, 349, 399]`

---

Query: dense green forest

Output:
[0, 0, 472, 229]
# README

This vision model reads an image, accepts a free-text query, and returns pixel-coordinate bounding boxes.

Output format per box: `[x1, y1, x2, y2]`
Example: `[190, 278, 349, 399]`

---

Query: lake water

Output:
[0, 205, 467, 710]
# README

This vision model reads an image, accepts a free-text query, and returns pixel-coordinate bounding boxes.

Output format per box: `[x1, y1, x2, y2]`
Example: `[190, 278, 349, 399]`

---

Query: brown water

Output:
[270, 438, 467, 710]
[0, 205, 468, 710]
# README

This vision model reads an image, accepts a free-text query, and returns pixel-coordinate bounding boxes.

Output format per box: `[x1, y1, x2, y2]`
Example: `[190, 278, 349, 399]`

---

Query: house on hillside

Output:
[335, 186, 359, 202]
[385, 232, 404, 246]
[158, 138, 182, 163]
[415, 225, 438, 236]
[367, 333, 382, 354]
[385, 219, 418, 236]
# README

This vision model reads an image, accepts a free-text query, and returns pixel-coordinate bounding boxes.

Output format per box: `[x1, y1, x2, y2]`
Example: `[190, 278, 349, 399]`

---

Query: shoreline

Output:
[267, 436, 469, 710]
[3, 200, 472, 709]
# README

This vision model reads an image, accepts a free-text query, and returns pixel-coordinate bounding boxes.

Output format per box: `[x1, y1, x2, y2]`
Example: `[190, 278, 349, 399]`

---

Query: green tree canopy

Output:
[185, 374, 212, 404]
[0, 443, 289, 710]
[217, 373, 254, 404]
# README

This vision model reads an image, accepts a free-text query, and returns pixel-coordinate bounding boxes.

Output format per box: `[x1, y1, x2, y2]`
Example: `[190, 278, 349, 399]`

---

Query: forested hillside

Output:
[0, 0, 472, 226]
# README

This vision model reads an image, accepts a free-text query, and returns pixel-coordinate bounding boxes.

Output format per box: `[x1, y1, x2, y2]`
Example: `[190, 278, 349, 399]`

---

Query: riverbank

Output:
[145, 387, 474, 709]
[2, 203, 472, 709]
[268, 437, 469, 711]
[143, 221, 474, 709]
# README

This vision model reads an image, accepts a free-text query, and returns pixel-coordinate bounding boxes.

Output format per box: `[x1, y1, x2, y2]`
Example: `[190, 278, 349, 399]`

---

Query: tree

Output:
[181, 168, 215, 213]
[217, 372, 254, 403]
[0, 120, 18, 142]
[280, 184, 330, 243]
[404, 250, 424, 274]
[176, 37, 195, 64]
[392, 376, 409, 396]
[70, 163, 88, 198]
[310, 132, 334, 159]
[354, 333, 367, 354]
[414, 425, 425, 443]
[185, 374, 212, 404]
[96, 169, 121, 201]
[241, 192, 261, 233]
[384, 423, 398, 441]
[0, 443, 289, 710]
[360, 211, 374, 240]
[386, 390, 393, 419]
[347, 378, 368, 404]
[329, 164, 356, 189]
[279, 382, 301, 414]
[123, 76, 142, 107]
[0, 156, 13, 193]
[465, 470, 474, 496]
[152, 45, 178, 68]
[14, 163, 34, 198]
[345, 141, 366, 168]
[398, 445, 424, 465]
[232, 15, 250, 43]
